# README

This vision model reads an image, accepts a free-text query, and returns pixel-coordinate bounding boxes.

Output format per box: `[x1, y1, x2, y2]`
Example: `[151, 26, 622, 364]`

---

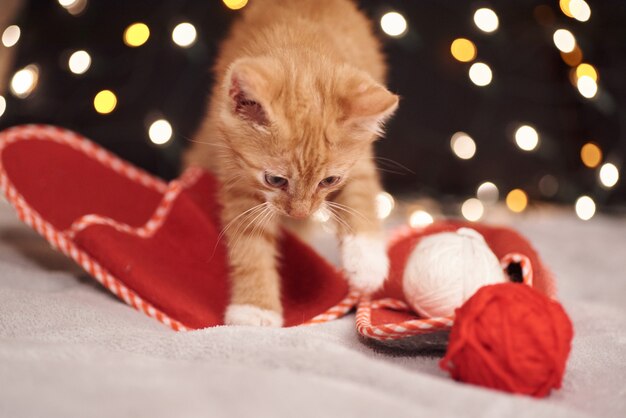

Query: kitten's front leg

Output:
[332, 158, 389, 294]
[221, 197, 283, 327]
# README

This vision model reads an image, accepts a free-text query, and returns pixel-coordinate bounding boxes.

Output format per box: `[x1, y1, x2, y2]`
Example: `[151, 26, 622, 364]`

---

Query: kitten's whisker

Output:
[327, 206, 353, 234]
[375, 167, 406, 176]
[183, 135, 232, 150]
[372, 157, 416, 175]
[232, 202, 272, 251]
[209, 202, 267, 259]
[326, 201, 371, 224]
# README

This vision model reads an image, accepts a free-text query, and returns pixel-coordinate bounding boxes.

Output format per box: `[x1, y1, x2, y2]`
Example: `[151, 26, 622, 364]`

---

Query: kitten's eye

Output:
[264, 172, 288, 189]
[319, 176, 341, 187]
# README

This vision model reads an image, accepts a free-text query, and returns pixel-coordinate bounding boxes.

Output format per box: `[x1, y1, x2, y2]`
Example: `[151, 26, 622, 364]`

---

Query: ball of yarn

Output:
[440, 283, 574, 397]
[402, 228, 506, 318]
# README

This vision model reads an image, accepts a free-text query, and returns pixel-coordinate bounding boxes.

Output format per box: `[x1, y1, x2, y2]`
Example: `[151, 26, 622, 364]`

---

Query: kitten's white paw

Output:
[341, 235, 389, 293]
[224, 304, 284, 327]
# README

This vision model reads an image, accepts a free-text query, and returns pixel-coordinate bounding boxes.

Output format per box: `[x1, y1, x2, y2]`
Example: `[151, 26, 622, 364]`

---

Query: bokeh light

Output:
[10, 65, 39, 99]
[380, 12, 408, 37]
[473, 8, 499, 33]
[124, 23, 150, 47]
[1, 25, 20, 48]
[576, 63, 598, 81]
[568, 0, 591, 22]
[539, 175, 559, 197]
[476, 181, 499, 203]
[577, 75, 598, 98]
[450, 38, 476, 62]
[450, 132, 476, 160]
[575, 196, 596, 221]
[461, 198, 484, 222]
[553, 29, 576, 53]
[514, 125, 539, 151]
[580, 142, 602, 168]
[506, 189, 528, 213]
[559, 0, 574, 17]
[0, 95, 6, 118]
[223, 0, 248, 10]
[599, 163, 619, 188]
[172, 22, 197, 48]
[560, 45, 583, 66]
[409, 210, 434, 228]
[58, 0, 88, 16]
[468, 62, 492, 86]
[93, 90, 117, 114]
[148, 119, 174, 145]
[376, 192, 395, 219]
[68, 50, 91, 74]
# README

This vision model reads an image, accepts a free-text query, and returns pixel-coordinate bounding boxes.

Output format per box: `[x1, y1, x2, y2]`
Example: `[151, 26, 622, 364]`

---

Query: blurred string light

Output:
[409, 210, 434, 228]
[124, 23, 150, 47]
[376, 192, 395, 219]
[476, 181, 499, 203]
[599, 163, 619, 188]
[93, 90, 117, 114]
[10, 65, 39, 98]
[577, 75, 598, 99]
[223, 0, 248, 10]
[172, 23, 197, 48]
[560, 0, 591, 22]
[57, 0, 88, 16]
[539, 175, 559, 197]
[506, 189, 528, 213]
[560, 45, 583, 66]
[468, 62, 492, 86]
[575, 196, 595, 220]
[473, 8, 499, 33]
[576, 63, 598, 81]
[380, 12, 408, 37]
[68, 50, 91, 75]
[461, 198, 484, 222]
[450, 132, 476, 160]
[148, 119, 173, 145]
[0, 95, 6, 118]
[580, 142, 602, 168]
[1, 25, 20, 48]
[514, 125, 539, 151]
[553, 29, 576, 53]
[450, 38, 476, 62]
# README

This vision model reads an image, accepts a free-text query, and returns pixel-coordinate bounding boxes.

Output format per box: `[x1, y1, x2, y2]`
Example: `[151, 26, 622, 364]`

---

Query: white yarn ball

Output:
[402, 228, 506, 318]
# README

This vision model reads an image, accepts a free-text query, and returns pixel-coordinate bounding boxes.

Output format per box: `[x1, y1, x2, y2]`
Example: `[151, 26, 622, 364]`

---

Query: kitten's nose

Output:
[288, 202, 310, 219]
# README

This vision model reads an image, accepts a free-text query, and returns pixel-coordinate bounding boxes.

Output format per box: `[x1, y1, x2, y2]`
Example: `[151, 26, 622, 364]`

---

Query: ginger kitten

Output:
[185, 0, 399, 326]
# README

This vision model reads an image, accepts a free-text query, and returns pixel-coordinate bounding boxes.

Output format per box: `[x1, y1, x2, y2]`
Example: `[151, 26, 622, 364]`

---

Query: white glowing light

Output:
[380, 12, 408, 37]
[461, 198, 484, 222]
[577, 76, 598, 99]
[58, 0, 77, 5]
[599, 163, 619, 188]
[172, 22, 197, 48]
[468, 62, 492, 87]
[376, 192, 395, 219]
[553, 29, 576, 53]
[1, 25, 20, 48]
[313, 207, 331, 223]
[515, 125, 539, 151]
[58, 0, 87, 15]
[473, 8, 499, 33]
[409, 210, 434, 228]
[575, 196, 595, 221]
[10, 65, 39, 98]
[476, 181, 499, 203]
[569, 0, 591, 22]
[68, 50, 91, 74]
[0, 95, 6, 118]
[148, 119, 173, 145]
[450, 132, 476, 160]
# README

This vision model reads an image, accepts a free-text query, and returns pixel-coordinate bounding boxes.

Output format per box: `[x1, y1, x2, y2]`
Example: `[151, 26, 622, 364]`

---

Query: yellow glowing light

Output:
[223, 0, 248, 10]
[577, 76, 598, 99]
[473, 8, 499, 33]
[506, 189, 528, 213]
[93, 90, 117, 114]
[124, 23, 150, 47]
[569, 0, 591, 22]
[376, 192, 395, 219]
[0, 95, 6, 118]
[380, 12, 408, 37]
[560, 45, 583, 67]
[599, 163, 619, 188]
[148, 119, 173, 145]
[450, 132, 476, 160]
[68, 50, 91, 75]
[1, 25, 20, 48]
[515, 125, 539, 152]
[172, 22, 197, 48]
[559, 0, 574, 17]
[476, 181, 499, 203]
[553, 29, 576, 53]
[576, 63, 598, 82]
[461, 198, 484, 222]
[580, 143, 602, 168]
[450, 38, 476, 63]
[575, 196, 595, 221]
[409, 210, 434, 228]
[468, 62, 492, 87]
[10, 65, 39, 99]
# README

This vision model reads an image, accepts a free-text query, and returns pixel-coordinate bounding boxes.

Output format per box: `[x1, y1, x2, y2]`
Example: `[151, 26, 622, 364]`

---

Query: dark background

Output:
[1, 0, 625, 213]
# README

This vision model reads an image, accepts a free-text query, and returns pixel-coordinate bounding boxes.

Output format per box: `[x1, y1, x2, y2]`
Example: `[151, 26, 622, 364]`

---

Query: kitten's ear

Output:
[340, 73, 399, 137]
[225, 58, 276, 128]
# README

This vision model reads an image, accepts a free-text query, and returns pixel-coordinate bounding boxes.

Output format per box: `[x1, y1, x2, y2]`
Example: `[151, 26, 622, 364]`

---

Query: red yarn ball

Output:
[439, 283, 574, 397]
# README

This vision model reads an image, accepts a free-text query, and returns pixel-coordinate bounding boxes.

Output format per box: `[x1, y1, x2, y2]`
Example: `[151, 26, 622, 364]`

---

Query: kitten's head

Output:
[216, 56, 398, 219]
